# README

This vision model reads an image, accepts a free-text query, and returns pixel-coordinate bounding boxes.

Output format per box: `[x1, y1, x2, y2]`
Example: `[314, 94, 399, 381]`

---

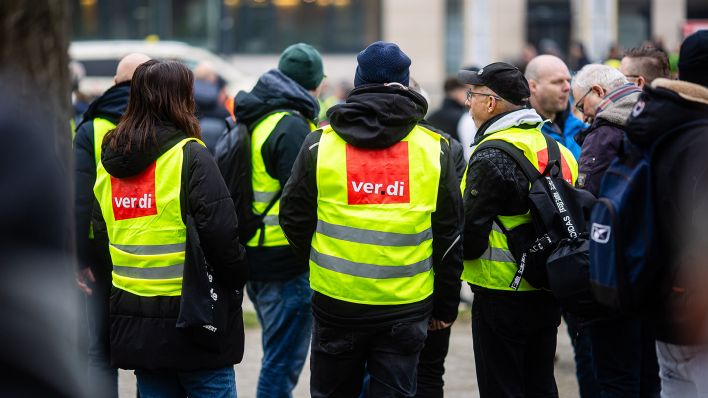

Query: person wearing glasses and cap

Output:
[459, 62, 579, 397]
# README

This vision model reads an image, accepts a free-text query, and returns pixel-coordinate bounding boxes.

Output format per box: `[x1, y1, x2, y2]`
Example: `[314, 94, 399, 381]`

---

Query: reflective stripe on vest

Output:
[310, 124, 442, 305]
[94, 137, 201, 297]
[247, 112, 316, 247]
[460, 126, 578, 291]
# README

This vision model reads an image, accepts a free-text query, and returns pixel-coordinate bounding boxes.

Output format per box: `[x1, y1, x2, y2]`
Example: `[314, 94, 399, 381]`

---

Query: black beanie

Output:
[679, 30, 708, 88]
[354, 41, 411, 88]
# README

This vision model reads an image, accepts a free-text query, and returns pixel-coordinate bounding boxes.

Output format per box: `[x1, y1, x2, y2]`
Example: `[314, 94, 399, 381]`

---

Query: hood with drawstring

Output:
[77, 81, 130, 129]
[327, 84, 428, 149]
[234, 69, 319, 126]
[101, 124, 186, 178]
[475, 107, 544, 140]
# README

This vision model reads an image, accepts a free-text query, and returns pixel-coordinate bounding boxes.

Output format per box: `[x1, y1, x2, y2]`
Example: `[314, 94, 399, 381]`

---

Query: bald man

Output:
[74, 53, 150, 398]
[525, 55, 586, 159]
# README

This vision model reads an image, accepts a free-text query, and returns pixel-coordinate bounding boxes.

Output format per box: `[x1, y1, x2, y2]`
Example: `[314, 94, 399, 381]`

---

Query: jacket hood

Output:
[78, 82, 130, 128]
[626, 78, 708, 147]
[327, 84, 428, 149]
[101, 124, 187, 178]
[234, 69, 319, 126]
[481, 108, 544, 136]
[595, 83, 642, 127]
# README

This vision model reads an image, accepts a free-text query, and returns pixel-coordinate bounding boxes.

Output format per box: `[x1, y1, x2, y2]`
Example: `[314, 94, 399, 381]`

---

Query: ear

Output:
[636, 76, 646, 89]
[593, 84, 606, 98]
[487, 96, 496, 113]
[529, 80, 538, 94]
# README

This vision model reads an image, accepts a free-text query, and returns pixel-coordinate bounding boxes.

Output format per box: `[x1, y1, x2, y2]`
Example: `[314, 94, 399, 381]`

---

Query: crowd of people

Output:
[70, 29, 708, 398]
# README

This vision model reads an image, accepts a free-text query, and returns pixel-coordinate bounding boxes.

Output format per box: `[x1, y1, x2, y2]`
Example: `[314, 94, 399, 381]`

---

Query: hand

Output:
[428, 318, 453, 331]
[76, 267, 95, 296]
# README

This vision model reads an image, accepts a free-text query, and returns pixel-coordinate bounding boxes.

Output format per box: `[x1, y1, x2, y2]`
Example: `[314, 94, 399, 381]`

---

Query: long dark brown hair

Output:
[105, 60, 201, 154]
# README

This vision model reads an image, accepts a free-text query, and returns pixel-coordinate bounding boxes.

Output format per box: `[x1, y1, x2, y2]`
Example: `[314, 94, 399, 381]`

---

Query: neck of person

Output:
[531, 98, 556, 122]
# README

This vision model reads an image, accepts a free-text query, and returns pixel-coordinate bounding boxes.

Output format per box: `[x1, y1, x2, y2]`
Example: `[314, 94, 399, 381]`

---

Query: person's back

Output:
[627, 30, 708, 397]
[194, 79, 230, 153]
[93, 60, 248, 396]
[280, 41, 463, 398]
[229, 42, 323, 398]
[459, 62, 578, 398]
[73, 52, 151, 398]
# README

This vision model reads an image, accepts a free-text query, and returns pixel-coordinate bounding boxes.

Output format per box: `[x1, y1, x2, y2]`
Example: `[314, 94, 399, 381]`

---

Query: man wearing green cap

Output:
[230, 42, 324, 398]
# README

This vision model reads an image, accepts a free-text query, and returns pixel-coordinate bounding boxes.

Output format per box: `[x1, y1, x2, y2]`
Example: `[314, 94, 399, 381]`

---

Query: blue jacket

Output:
[542, 108, 586, 160]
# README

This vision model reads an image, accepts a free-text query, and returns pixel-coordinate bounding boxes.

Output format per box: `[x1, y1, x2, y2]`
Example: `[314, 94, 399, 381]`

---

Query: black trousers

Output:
[471, 290, 561, 398]
[311, 317, 429, 398]
[415, 326, 452, 398]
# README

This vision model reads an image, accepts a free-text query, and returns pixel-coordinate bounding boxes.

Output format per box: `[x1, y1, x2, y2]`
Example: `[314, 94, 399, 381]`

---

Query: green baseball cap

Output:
[278, 43, 324, 90]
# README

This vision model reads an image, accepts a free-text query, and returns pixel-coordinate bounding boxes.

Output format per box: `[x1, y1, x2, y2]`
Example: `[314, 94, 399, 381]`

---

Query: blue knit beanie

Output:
[354, 41, 411, 88]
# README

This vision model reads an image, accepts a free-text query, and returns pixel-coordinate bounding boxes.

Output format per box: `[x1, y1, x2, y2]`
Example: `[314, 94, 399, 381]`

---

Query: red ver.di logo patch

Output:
[346, 141, 410, 205]
[111, 162, 158, 220]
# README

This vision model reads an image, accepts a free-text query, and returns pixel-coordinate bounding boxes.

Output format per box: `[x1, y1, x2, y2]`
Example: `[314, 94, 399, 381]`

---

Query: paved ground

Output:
[119, 301, 580, 397]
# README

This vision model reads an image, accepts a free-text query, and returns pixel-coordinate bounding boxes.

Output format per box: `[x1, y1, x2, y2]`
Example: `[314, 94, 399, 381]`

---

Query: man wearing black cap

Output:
[625, 30, 708, 397]
[229, 42, 323, 398]
[459, 62, 579, 397]
[280, 41, 463, 397]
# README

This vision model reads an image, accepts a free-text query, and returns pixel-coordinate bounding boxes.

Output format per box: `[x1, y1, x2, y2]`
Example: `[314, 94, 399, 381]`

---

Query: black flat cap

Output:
[458, 62, 530, 106]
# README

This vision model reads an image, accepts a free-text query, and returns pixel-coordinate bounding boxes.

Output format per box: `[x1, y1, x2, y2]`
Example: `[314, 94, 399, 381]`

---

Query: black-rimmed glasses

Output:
[574, 88, 593, 114]
[466, 90, 503, 102]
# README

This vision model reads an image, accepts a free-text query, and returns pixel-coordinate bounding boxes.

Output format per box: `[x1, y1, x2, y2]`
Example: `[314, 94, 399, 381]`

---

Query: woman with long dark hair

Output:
[94, 59, 248, 397]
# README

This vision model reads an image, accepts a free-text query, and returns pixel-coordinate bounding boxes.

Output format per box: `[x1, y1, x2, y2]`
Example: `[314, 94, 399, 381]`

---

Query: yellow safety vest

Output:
[94, 137, 201, 297]
[310, 125, 443, 305]
[247, 111, 316, 247]
[461, 126, 578, 291]
[86, 118, 118, 240]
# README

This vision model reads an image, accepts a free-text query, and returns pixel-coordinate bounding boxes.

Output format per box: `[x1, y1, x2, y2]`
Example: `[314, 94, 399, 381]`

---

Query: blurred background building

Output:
[70, 0, 708, 104]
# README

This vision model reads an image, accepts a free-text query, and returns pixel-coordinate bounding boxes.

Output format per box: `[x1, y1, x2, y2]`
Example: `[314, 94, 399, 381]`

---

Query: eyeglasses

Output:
[466, 90, 503, 102]
[574, 88, 593, 114]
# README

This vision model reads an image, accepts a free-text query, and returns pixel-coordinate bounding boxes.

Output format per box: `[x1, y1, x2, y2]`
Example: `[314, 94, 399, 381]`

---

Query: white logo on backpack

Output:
[591, 223, 611, 244]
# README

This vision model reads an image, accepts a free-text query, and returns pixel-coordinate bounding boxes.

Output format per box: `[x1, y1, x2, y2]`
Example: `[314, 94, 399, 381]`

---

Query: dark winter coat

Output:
[420, 120, 467, 183]
[280, 84, 464, 326]
[74, 82, 130, 272]
[428, 97, 467, 142]
[576, 84, 641, 196]
[462, 109, 545, 275]
[626, 78, 708, 345]
[233, 69, 319, 282]
[194, 80, 230, 154]
[98, 126, 248, 370]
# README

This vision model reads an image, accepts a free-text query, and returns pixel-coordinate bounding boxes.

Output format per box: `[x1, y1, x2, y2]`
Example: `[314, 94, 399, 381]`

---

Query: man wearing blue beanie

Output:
[280, 42, 463, 397]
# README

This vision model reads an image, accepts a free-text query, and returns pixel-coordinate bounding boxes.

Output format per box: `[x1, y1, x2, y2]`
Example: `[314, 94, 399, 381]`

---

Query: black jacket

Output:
[74, 82, 130, 272]
[280, 84, 464, 325]
[428, 97, 466, 142]
[233, 69, 319, 281]
[420, 120, 467, 184]
[98, 125, 248, 370]
[626, 79, 708, 345]
[462, 109, 542, 267]
[194, 80, 230, 154]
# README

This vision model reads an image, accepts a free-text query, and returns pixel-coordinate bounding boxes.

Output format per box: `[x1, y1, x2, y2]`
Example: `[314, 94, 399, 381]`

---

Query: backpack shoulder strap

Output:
[475, 138, 542, 182]
[542, 132, 563, 177]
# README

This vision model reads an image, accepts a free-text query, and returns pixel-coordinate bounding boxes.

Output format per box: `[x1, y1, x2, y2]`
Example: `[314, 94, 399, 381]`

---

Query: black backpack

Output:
[476, 134, 600, 316]
[214, 114, 282, 243]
